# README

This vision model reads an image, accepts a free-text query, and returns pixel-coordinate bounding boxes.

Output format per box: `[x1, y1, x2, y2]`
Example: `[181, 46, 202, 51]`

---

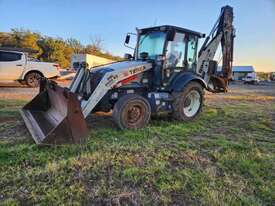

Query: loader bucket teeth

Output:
[20, 80, 88, 145]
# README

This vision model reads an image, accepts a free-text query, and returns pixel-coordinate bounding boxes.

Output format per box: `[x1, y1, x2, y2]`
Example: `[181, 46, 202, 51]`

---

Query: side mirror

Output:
[124, 53, 132, 60]
[125, 34, 130, 44]
[124, 32, 136, 49]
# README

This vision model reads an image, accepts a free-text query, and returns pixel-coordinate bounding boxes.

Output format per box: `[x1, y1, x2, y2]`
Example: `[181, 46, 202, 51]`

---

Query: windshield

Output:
[137, 31, 166, 60]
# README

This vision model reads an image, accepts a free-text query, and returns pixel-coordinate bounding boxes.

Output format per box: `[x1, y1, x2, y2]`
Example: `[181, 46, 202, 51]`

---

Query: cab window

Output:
[165, 33, 186, 68]
[0, 51, 22, 62]
[137, 31, 166, 60]
[187, 36, 198, 71]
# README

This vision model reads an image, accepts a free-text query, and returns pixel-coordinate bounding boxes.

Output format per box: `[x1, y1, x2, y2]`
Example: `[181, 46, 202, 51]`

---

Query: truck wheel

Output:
[112, 94, 151, 129]
[172, 81, 204, 121]
[25, 72, 42, 88]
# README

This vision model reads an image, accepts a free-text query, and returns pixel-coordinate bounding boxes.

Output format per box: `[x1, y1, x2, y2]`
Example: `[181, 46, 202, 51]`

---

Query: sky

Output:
[0, 0, 274, 72]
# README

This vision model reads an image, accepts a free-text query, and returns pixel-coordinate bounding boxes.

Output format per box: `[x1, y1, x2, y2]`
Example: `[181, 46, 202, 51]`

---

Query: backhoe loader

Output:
[21, 5, 235, 145]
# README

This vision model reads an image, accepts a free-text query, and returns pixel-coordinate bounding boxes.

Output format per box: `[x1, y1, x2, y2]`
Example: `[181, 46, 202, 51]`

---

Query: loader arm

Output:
[197, 5, 235, 92]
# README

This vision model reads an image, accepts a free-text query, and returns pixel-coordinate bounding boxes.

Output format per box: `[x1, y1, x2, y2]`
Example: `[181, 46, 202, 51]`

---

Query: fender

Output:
[169, 72, 207, 92]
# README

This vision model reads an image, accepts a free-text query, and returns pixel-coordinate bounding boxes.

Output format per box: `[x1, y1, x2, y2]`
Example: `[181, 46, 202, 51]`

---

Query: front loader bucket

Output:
[20, 80, 88, 145]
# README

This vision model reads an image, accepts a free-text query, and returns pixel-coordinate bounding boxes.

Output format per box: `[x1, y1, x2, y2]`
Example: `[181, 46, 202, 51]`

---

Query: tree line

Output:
[0, 29, 122, 68]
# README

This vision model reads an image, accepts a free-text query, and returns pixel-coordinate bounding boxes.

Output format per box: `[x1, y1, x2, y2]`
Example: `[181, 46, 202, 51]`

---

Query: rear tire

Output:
[172, 81, 204, 121]
[25, 72, 42, 88]
[112, 94, 151, 129]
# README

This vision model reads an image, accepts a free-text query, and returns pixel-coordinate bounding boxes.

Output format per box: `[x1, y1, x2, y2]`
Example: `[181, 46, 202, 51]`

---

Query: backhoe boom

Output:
[197, 5, 235, 92]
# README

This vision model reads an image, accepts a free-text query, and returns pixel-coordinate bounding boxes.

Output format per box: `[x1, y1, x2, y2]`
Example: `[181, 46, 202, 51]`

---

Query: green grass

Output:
[0, 100, 27, 119]
[0, 99, 274, 205]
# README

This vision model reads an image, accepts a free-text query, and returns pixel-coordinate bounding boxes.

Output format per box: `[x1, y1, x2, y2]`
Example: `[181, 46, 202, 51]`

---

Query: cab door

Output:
[0, 51, 25, 81]
[186, 36, 198, 72]
[162, 32, 187, 86]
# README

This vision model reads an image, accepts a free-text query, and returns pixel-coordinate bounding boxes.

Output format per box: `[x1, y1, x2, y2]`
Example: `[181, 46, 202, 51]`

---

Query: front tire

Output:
[172, 81, 204, 121]
[112, 94, 151, 129]
[25, 72, 42, 88]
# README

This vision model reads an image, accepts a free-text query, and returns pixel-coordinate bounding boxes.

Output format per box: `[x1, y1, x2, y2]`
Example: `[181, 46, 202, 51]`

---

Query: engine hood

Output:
[90, 60, 152, 74]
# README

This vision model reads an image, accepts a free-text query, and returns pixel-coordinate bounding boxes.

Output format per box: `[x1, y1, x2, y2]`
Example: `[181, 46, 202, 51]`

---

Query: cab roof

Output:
[138, 25, 205, 38]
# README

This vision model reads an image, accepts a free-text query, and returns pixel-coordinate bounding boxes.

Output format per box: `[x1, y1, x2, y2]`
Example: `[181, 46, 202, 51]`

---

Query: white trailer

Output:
[71, 54, 114, 70]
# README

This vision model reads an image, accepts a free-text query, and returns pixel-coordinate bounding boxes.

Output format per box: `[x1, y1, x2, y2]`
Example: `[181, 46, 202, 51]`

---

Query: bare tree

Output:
[89, 35, 104, 51]
[66, 38, 83, 54]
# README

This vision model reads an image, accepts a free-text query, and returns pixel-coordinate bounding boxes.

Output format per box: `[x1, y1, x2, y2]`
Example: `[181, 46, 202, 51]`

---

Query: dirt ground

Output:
[0, 80, 70, 100]
[206, 82, 275, 106]
[1, 80, 275, 103]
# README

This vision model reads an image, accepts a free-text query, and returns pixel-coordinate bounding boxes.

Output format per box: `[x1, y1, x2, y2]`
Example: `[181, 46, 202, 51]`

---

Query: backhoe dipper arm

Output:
[197, 5, 235, 92]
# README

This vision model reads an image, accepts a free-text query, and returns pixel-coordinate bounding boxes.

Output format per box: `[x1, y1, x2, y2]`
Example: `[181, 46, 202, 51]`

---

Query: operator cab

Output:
[125, 25, 205, 89]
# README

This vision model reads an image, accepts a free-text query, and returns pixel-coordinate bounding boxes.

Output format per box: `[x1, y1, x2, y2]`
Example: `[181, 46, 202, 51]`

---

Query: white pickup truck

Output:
[0, 49, 60, 87]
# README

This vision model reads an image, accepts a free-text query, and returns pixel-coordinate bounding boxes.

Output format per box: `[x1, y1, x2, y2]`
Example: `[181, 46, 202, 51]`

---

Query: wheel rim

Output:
[183, 90, 201, 117]
[127, 105, 143, 124]
[122, 102, 146, 128]
[28, 73, 40, 87]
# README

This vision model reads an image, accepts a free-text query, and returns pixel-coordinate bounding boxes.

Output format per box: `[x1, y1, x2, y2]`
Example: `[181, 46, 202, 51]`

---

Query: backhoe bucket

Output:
[20, 80, 88, 145]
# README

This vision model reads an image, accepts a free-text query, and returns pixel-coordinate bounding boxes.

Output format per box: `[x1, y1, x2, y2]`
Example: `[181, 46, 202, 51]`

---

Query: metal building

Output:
[232, 66, 255, 80]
